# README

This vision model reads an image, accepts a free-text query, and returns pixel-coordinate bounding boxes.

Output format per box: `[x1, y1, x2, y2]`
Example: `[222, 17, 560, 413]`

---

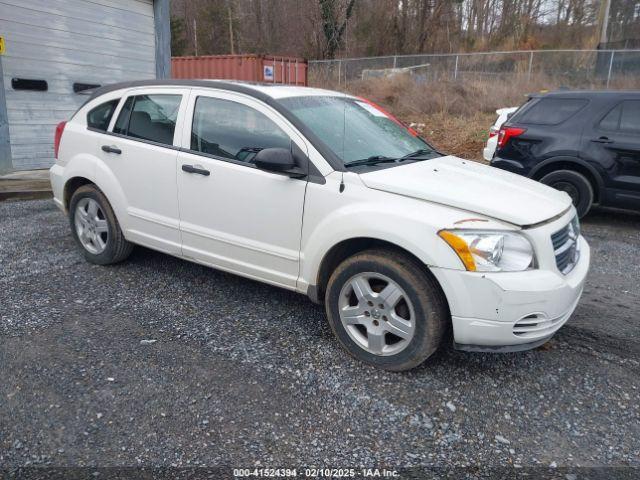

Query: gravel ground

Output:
[1, 199, 639, 477]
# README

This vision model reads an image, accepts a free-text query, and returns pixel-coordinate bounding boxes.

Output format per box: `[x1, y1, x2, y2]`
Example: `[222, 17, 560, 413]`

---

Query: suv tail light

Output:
[489, 126, 499, 138]
[54, 121, 67, 159]
[497, 126, 526, 149]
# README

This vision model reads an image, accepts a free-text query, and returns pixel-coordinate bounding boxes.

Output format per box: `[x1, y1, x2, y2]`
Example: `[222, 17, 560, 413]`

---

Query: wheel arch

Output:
[529, 157, 604, 204]
[63, 176, 94, 210]
[61, 157, 129, 227]
[308, 237, 450, 317]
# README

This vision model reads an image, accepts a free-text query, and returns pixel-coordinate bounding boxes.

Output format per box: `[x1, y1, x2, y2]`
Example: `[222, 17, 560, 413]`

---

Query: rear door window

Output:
[113, 94, 182, 146]
[598, 104, 622, 131]
[620, 101, 640, 133]
[87, 99, 119, 131]
[598, 101, 640, 133]
[516, 98, 588, 125]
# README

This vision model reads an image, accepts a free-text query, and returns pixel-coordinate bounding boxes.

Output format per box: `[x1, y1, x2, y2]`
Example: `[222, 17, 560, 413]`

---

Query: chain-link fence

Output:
[309, 49, 640, 88]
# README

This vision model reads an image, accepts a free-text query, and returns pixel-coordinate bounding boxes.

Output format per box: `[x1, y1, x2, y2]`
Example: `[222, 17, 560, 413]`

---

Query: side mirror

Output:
[254, 148, 305, 178]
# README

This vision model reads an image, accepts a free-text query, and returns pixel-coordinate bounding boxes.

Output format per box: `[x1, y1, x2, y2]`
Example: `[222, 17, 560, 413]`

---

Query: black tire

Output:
[68, 184, 133, 265]
[325, 249, 449, 371]
[540, 170, 593, 218]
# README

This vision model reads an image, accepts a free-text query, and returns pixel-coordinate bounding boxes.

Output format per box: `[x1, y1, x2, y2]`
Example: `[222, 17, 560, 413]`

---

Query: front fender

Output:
[298, 173, 509, 290]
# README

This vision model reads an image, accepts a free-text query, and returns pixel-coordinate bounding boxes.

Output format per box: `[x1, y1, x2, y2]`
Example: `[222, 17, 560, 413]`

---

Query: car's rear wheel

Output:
[69, 185, 133, 265]
[325, 249, 448, 371]
[540, 170, 593, 218]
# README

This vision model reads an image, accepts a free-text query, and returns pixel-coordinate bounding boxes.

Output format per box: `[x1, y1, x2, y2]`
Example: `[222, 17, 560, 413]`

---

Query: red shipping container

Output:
[171, 54, 308, 86]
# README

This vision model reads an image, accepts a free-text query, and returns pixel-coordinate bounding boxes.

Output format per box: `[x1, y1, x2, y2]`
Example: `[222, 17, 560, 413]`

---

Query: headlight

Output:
[571, 215, 581, 239]
[438, 230, 535, 272]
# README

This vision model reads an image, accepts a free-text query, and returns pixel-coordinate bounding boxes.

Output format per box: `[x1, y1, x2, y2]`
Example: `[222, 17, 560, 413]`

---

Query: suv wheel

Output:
[540, 170, 593, 218]
[325, 249, 448, 371]
[69, 185, 133, 265]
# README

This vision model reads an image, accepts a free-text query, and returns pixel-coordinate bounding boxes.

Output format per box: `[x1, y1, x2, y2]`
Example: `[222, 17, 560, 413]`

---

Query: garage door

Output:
[0, 0, 157, 170]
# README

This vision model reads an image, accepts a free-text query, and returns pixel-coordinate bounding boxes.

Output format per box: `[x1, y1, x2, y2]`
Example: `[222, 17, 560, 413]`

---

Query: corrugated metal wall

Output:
[0, 0, 157, 170]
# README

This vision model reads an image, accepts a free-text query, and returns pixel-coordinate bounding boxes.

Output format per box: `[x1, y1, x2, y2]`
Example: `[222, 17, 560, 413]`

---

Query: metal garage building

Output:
[0, 0, 170, 173]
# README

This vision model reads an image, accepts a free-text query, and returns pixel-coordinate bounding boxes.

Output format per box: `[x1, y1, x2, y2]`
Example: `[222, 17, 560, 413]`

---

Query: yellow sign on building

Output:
[0, 36, 5, 55]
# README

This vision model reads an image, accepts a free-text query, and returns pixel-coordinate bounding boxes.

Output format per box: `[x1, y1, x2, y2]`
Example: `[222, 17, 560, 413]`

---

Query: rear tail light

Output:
[488, 126, 499, 138]
[497, 126, 526, 149]
[54, 121, 66, 159]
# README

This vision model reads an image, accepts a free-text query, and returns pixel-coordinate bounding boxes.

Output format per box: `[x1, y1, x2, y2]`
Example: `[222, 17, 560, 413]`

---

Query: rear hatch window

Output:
[511, 97, 588, 125]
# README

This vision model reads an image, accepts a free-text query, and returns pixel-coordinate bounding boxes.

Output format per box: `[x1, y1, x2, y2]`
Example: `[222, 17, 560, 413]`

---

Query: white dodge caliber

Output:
[50, 80, 590, 371]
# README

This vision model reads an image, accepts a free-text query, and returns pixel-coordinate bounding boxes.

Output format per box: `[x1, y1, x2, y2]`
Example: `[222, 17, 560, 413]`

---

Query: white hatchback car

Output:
[483, 107, 518, 161]
[50, 80, 589, 370]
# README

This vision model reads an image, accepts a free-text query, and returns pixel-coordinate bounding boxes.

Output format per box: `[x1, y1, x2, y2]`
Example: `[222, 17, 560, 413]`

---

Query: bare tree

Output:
[170, 0, 631, 59]
[319, 0, 357, 58]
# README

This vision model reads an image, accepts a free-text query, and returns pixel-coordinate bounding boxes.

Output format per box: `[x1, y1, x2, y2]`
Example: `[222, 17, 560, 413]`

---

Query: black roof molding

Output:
[85, 80, 345, 171]
[541, 89, 640, 97]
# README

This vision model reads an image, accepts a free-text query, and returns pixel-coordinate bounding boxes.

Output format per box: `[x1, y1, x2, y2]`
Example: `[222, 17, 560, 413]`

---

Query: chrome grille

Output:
[551, 216, 580, 274]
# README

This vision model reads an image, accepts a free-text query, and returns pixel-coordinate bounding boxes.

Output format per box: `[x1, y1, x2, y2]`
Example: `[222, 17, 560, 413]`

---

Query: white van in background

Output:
[483, 107, 518, 161]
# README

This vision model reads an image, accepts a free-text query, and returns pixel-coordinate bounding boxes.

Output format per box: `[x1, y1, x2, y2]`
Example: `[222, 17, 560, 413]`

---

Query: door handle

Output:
[182, 164, 210, 176]
[591, 137, 613, 144]
[101, 145, 122, 154]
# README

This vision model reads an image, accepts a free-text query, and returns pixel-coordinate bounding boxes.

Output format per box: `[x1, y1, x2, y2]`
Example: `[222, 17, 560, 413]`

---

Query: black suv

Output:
[491, 91, 640, 217]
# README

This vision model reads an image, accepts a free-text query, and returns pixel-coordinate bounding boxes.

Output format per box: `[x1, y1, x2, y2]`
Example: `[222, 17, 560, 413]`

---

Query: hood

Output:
[359, 156, 572, 226]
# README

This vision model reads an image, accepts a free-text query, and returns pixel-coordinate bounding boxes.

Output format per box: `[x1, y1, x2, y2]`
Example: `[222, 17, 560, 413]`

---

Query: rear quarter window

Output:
[514, 98, 588, 126]
[87, 99, 119, 131]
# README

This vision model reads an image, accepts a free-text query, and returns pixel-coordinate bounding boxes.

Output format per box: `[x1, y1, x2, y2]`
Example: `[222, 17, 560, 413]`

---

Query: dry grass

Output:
[407, 112, 495, 162]
[346, 75, 538, 117]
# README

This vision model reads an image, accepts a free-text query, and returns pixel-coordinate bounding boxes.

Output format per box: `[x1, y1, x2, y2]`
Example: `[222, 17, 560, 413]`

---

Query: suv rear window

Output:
[515, 98, 588, 125]
[87, 99, 119, 131]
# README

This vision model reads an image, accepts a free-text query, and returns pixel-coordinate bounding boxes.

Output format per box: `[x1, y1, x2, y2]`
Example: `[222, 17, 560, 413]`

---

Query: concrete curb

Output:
[0, 168, 52, 202]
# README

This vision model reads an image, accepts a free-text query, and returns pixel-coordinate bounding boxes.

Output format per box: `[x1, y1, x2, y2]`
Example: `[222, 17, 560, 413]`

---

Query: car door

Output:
[176, 89, 309, 288]
[583, 99, 640, 200]
[104, 88, 189, 254]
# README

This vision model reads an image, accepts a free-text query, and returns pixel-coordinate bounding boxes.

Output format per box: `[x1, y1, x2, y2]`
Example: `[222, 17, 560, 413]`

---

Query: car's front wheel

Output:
[325, 249, 448, 371]
[69, 184, 133, 265]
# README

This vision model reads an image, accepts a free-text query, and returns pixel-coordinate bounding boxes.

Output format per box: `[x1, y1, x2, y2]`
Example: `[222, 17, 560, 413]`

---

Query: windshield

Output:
[278, 95, 439, 166]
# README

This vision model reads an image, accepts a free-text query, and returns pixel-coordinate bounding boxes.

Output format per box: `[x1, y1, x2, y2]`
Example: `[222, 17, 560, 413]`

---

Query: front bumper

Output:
[431, 234, 590, 352]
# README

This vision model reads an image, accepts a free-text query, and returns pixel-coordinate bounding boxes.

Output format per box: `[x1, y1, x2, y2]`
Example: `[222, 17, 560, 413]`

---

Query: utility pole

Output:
[193, 18, 198, 56]
[598, 0, 612, 46]
[227, 0, 235, 55]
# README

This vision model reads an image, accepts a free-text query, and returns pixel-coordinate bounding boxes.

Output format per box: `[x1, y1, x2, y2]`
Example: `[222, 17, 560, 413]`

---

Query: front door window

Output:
[190, 96, 290, 163]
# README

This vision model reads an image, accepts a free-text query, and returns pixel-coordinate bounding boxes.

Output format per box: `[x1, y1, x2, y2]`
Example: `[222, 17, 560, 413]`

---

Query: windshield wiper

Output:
[399, 148, 438, 160]
[346, 155, 398, 167]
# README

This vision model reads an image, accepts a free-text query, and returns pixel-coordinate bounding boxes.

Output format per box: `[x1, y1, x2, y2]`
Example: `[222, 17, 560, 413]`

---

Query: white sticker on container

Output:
[263, 65, 274, 81]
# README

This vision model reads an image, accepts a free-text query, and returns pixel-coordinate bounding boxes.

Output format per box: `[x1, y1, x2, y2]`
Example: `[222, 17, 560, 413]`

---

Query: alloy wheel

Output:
[338, 272, 416, 356]
[74, 198, 109, 254]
